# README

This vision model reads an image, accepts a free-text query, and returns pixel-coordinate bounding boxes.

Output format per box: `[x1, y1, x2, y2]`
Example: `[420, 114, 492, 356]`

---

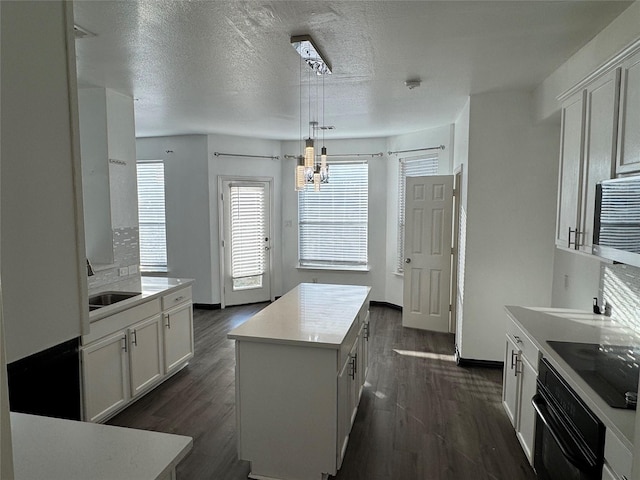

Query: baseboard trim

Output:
[370, 301, 402, 311]
[456, 357, 503, 369]
[193, 303, 221, 310]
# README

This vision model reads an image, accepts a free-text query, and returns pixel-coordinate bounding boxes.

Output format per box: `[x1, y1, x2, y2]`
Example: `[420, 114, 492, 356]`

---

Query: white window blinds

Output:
[230, 184, 266, 280]
[298, 162, 368, 268]
[137, 161, 167, 271]
[397, 155, 439, 273]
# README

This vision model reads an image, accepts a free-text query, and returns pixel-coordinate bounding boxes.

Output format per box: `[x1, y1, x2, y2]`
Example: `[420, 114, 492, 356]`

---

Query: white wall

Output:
[136, 135, 213, 304]
[533, 1, 640, 122]
[384, 125, 454, 306]
[208, 134, 283, 303]
[1, 1, 87, 362]
[550, 249, 602, 310]
[280, 138, 388, 300]
[457, 91, 559, 362]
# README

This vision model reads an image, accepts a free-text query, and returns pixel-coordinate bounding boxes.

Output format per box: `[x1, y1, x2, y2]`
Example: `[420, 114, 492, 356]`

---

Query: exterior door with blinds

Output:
[220, 178, 272, 307]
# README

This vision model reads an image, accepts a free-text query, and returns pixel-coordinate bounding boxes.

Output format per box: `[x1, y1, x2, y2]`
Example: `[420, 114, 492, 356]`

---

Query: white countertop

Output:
[227, 283, 371, 348]
[89, 276, 194, 322]
[505, 305, 639, 450]
[11, 412, 192, 480]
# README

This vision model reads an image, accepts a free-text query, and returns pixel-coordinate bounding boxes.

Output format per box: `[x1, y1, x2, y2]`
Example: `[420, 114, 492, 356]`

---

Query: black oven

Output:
[533, 358, 605, 480]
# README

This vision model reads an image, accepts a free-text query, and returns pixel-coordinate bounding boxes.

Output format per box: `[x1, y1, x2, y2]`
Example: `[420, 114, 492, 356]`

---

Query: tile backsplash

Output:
[601, 262, 640, 331]
[88, 226, 140, 294]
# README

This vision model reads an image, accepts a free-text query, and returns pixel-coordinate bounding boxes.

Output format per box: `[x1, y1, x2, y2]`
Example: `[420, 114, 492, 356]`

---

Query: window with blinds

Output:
[230, 184, 266, 290]
[298, 161, 368, 269]
[137, 161, 167, 272]
[397, 155, 439, 273]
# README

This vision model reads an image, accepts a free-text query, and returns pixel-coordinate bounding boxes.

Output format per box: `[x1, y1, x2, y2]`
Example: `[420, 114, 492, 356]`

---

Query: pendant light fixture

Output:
[291, 35, 331, 191]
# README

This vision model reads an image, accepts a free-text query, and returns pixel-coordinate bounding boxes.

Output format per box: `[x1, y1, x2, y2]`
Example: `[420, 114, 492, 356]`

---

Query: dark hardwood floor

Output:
[107, 304, 536, 480]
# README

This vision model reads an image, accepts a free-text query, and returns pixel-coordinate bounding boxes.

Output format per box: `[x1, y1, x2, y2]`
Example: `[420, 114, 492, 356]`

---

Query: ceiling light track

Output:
[291, 35, 332, 75]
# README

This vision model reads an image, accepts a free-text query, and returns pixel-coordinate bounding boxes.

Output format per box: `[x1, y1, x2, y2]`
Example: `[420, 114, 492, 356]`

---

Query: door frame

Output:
[450, 165, 463, 334]
[217, 175, 274, 309]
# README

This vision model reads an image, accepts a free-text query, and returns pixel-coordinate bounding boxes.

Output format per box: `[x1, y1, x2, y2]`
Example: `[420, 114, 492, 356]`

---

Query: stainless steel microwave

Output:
[593, 175, 640, 267]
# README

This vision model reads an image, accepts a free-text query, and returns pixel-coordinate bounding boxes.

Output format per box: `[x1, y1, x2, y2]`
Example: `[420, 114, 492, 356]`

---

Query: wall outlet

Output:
[119, 267, 128, 276]
[128, 265, 138, 275]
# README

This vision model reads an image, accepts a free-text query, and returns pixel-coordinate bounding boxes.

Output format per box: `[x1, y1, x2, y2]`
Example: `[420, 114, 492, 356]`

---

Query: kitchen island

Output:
[228, 283, 371, 480]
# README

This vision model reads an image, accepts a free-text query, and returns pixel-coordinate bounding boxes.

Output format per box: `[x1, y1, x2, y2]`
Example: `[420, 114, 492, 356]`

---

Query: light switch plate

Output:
[119, 267, 128, 276]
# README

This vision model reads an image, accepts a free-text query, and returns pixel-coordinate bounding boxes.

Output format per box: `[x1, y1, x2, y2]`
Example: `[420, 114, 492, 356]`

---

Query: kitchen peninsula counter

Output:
[228, 283, 371, 480]
[11, 412, 192, 480]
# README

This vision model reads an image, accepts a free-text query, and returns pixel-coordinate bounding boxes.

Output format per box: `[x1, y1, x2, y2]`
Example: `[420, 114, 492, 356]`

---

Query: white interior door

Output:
[220, 178, 272, 307]
[403, 175, 454, 332]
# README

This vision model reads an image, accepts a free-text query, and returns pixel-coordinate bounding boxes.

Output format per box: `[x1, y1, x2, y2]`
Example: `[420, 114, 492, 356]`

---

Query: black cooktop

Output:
[546, 341, 639, 409]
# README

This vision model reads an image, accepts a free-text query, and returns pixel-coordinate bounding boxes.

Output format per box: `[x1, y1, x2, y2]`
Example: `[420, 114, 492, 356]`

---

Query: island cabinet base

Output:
[229, 283, 371, 480]
[236, 341, 338, 480]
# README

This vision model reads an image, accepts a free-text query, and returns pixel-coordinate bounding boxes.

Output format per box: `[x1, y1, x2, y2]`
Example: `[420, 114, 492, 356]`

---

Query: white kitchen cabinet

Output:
[604, 429, 632, 480]
[83, 300, 164, 423]
[556, 90, 586, 249]
[502, 317, 539, 465]
[129, 315, 164, 398]
[616, 50, 640, 175]
[502, 335, 520, 428]
[82, 331, 129, 422]
[163, 301, 194, 375]
[556, 68, 619, 252]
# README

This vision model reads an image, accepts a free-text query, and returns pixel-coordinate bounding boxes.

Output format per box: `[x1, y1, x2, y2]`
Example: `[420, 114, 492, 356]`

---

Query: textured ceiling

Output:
[73, 1, 633, 140]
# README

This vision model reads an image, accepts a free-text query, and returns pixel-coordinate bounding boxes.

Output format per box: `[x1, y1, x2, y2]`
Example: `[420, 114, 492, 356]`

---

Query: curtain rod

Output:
[283, 152, 384, 160]
[213, 152, 280, 160]
[388, 145, 445, 156]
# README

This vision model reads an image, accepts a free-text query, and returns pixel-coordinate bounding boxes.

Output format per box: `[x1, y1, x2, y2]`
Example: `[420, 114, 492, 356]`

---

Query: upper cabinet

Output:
[79, 88, 138, 265]
[556, 68, 619, 252]
[616, 50, 640, 175]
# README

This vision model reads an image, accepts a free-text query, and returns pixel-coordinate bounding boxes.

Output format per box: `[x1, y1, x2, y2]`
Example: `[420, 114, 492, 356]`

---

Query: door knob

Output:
[405, 258, 411, 264]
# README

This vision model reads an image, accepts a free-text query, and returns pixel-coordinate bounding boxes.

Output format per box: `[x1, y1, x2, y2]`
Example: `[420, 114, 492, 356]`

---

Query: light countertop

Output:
[505, 305, 639, 450]
[11, 412, 192, 480]
[89, 276, 194, 322]
[227, 283, 371, 348]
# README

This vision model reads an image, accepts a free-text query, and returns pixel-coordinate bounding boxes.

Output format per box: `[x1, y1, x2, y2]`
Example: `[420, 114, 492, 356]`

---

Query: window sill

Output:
[297, 264, 370, 273]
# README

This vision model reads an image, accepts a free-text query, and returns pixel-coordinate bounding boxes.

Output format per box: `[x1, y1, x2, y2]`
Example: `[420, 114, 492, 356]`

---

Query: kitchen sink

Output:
[88, 291, 140, 308]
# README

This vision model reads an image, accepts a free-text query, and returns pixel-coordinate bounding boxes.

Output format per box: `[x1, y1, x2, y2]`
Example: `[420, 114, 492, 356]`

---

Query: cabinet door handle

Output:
[164, 313, 170, 329]
[510, 350, 518, 370]
[349, 355, 356, 380]
[174, 295, 185, 303]
[364, 323, 370, 340]
[131, 329, 138, 347]
[514, 335, 522, 344]
[568, 227, 581, 249]
[121, 336, 127, 352]
[515, 357, 522, 376]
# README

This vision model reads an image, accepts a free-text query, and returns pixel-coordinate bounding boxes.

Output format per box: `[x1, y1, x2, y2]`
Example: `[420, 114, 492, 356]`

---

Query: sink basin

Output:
[88, 291, 140, 308]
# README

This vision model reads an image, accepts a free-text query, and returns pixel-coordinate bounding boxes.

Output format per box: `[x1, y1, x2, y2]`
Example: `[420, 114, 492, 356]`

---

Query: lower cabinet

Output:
[128, 315, 164, 397]
[502, 317, 539, 465]
[82, 287, 194, 423]
[82, 331, 129, 422]
[163, 301, 194, 375]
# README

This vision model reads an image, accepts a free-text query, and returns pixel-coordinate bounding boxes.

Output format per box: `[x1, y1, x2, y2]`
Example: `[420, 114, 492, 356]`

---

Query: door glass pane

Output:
[230, 184, 266, 291]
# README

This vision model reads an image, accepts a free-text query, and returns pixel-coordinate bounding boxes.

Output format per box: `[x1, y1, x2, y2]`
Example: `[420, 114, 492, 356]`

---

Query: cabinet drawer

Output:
[604, 430, 632, 480]
[83, 299, 161, 345]
[506, 319, 539, 369]
[162, 286, 192, 310]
